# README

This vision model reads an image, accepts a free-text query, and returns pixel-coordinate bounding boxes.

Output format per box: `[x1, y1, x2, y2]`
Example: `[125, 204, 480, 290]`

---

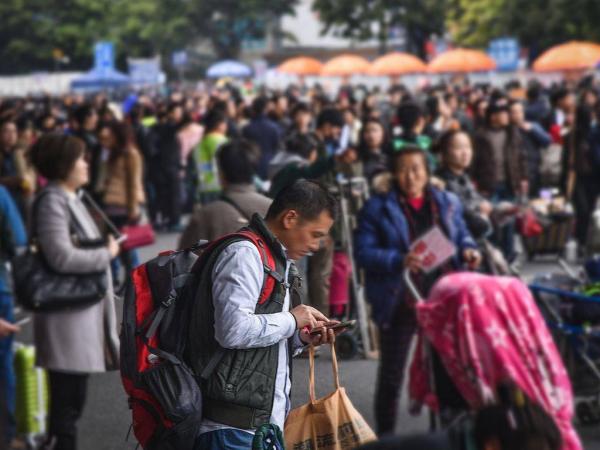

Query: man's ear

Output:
[281, 209, 299, 230]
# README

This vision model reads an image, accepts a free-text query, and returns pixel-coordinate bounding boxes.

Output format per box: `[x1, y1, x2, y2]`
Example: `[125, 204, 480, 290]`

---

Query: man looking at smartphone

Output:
[189, 179, 343, 449]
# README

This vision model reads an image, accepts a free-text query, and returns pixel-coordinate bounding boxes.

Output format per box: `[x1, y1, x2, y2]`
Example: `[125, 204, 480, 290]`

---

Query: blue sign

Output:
[128, 57, 163, 85]
[94, 41, 115, 72]
[488, 38, 520, 71]
[172, 50, 188, 67]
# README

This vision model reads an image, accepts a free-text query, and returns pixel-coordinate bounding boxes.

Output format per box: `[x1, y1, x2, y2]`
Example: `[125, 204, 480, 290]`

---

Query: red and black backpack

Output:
[119, 229, 281, 450]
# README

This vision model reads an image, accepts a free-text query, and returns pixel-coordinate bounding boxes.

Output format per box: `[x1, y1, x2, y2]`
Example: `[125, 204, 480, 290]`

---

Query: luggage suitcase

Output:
[14, 343, 48, 446]
[523, 212, 574, 260]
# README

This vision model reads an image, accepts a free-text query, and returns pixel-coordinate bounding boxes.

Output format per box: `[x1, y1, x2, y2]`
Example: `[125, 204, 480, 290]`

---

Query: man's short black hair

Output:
[286, 134, 317, 159]
[266, 179, 338, 222]
[216, 139, 260, 184]
[550, 87, 571, 107]
[291, 102, 311, 117]
[203, 108, 227, 132]
[526, 80, 543, 102]
[71, 104, 96, 126]
[396, 101, 424, 131]
[251, 96, 269, 117]
[316, 108, 344, 129]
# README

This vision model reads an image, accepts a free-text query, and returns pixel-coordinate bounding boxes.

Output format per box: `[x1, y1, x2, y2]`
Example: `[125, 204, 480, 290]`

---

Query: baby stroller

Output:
[529, 262, 600, 425]
[405, 271, 582, 450]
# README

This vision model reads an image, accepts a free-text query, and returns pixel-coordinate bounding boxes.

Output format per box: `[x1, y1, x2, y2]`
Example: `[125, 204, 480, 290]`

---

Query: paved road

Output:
[19, 231, 600, 449]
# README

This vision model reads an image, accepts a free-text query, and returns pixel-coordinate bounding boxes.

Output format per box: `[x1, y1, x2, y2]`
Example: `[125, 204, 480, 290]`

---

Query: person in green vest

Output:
[195, 108, 228, 204]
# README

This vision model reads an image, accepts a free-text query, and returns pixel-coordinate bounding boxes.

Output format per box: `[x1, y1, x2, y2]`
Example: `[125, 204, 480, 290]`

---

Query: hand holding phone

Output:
[309, 320, 356, 336]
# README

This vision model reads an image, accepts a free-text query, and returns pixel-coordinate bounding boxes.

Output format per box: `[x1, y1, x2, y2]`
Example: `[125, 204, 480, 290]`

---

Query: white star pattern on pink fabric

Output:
[485, 320, 508, 348]
[494, 290, 508, 313]
[469, 284, 486, 306]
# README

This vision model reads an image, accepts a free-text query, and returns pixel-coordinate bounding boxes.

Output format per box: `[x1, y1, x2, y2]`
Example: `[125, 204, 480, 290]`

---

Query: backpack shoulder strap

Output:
[196, 230, 285, 381]
[231, 229, 283, 305]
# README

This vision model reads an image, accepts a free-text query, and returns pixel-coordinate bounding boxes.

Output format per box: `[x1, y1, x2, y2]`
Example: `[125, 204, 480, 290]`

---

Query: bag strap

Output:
[220, 195, 251, 222]
[196, 231, 284, 379]
[308, 339, 340, 403]
[78, 189, 123, 239]
[137, 230, 283, 378]
[233, 229, 283, 305]
[29, 189, 52, 242]
[30, 189, 82, 245]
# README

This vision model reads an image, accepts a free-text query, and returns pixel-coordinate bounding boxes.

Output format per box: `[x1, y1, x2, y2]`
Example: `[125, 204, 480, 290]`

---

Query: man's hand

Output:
[290, 305, 329, 331]
[299, 321, 343, 346]
[463, 248, 482, 270]
[0, 319, 20, 338]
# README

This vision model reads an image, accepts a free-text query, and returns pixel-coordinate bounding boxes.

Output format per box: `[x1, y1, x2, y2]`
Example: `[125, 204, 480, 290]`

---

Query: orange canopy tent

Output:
[428, 48, 496, 73]
[532, 41, 600, 72]
[277, 56, 323, 75]
[368, 52, 427, 76]
[321, 54, 371, 76]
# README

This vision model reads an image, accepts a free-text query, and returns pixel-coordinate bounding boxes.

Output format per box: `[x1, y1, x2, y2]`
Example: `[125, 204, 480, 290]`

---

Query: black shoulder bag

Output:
[12, 190, 109, 312]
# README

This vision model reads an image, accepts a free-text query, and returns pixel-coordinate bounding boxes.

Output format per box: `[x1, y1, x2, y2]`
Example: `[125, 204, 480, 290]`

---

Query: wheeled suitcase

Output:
[14, 343, 48, 446]
[523, 212, 574, 260]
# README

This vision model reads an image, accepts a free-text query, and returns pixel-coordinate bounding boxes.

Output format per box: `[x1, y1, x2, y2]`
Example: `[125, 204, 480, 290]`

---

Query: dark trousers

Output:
[574, 175, 600, 245]
[0, 293, 15, 445]
[157, 173, 182, 228]
[47, 372, 89, 450]
[374, 302, 417, 436]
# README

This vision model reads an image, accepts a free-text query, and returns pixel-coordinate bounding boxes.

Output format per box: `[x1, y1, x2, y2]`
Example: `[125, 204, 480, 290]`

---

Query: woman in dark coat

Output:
[354, 146, 481, 435]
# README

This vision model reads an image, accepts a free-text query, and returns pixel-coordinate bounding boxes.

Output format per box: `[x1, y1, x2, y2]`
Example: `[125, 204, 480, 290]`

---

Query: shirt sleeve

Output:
[211, 241, 297, 349]
[291, 331, 308, 357]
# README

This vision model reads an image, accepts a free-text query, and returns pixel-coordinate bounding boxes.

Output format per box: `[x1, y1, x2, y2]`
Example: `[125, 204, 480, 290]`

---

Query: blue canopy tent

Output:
[71, 68, 131, 91]
[206, 60, 252, 78]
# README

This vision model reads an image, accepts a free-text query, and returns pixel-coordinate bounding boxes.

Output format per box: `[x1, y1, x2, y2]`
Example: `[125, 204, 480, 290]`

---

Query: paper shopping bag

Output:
[284, 343, 376, 450]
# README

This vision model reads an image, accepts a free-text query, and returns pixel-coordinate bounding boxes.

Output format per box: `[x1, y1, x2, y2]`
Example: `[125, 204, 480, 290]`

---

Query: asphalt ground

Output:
[15, 231, 600, 449]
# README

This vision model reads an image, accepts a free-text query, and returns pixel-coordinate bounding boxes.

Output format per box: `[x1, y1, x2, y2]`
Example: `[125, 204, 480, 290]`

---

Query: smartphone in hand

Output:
[309, 320, 356, 336]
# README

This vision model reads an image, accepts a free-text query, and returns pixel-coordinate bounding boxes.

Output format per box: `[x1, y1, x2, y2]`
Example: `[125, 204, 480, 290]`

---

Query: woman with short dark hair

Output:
[29, 133, 120, 450]
[354, 146, 481, 435]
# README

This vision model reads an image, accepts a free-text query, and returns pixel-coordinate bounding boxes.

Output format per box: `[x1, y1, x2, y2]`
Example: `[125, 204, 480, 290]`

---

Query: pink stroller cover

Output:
[409, 272, 581, 450]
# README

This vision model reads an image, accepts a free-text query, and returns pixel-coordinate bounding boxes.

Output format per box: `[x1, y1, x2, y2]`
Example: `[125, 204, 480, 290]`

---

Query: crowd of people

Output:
[0, 74, 597, 449]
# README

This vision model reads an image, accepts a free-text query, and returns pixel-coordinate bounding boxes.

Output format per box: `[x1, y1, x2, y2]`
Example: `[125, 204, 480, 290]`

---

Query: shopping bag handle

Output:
[308, 338, 340, 403]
